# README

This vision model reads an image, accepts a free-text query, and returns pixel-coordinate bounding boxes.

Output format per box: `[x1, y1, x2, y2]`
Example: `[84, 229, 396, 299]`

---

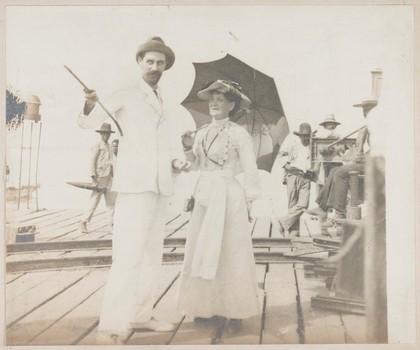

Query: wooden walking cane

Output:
[64, 65, 124, 136]
[327, 125, 367, 149]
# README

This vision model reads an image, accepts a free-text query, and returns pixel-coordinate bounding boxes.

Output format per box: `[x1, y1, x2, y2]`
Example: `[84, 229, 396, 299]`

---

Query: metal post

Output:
[35, 122, 42, 211]
[365, 156, 387, 343]
[27, 121, 34, 208]
[17, 121, 25, 209]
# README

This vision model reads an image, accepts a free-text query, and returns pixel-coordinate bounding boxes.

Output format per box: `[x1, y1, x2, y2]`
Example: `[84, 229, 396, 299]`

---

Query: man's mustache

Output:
[147, 71, 162, 78]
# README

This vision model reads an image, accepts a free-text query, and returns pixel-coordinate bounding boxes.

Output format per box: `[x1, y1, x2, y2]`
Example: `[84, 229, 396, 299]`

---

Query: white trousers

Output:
[98, 192, 168, 337]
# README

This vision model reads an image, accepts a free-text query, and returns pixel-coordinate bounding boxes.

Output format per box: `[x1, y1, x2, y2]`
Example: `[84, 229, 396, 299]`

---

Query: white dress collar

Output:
[210, 117, 229, 128]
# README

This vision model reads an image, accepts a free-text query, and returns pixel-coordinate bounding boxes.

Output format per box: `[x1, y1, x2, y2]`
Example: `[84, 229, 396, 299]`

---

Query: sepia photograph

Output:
[2, 2, 417, 348]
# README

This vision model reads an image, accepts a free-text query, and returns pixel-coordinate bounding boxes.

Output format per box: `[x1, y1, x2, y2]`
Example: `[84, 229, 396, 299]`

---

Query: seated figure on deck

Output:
[313, 114, 343, 187]
[305, 97, 376, 228]
[177, 80, 261, 334]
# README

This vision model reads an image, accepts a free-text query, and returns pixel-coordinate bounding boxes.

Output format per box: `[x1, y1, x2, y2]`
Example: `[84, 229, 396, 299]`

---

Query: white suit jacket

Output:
[79, 78, 183, 196]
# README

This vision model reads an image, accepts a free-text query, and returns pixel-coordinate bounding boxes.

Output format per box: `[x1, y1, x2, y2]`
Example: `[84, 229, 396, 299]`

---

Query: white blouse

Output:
[188, 118, 261, 202]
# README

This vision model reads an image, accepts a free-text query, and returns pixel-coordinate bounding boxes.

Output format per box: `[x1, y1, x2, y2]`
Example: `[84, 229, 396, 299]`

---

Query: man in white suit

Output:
[78, 36, 186, 344]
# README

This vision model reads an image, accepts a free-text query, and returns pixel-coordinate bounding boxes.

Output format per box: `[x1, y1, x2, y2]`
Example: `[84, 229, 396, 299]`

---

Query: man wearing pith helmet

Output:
[78, 36, 186, 344]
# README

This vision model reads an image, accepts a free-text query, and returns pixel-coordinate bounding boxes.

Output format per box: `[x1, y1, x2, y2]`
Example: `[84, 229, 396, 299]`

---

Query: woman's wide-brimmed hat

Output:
[293, 122, 312, 136]
[197, 80, 251, 110]
[95, 123, 115, 134]
[319, 114, 340, 126]
[135, 36, 175, 70]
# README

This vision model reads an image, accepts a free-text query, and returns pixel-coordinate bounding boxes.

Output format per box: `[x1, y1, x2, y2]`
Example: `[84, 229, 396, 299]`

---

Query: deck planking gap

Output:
[340, 314, 367, 343]
[8, 270, 108, 345]
[33, 210, 83, 231]
[6, 273, 26, 284]
[261, 264, 300, 344]
[7, 209, 60, 224]
[294, 265, 347, 343]
[6, 269, 91, 328]
[6, 270, 61, 302]
[43, 212, 106, 241]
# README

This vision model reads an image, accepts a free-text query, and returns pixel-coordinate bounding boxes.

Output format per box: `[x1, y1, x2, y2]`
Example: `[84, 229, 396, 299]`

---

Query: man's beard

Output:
[145, 71, 162, 84]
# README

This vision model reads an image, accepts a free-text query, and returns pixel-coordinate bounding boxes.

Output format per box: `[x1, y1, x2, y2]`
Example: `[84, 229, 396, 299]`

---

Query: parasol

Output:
[181, 54, 289, 172]
[67, 181, 105, 192]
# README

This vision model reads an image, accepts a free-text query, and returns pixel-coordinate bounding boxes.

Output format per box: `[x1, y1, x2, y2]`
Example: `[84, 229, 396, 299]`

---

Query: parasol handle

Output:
[64, 65, 124, 137]
[183, 124, 208, 136]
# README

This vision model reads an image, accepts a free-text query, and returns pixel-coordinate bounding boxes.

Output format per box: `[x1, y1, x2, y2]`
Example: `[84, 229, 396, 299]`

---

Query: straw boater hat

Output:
[197, 80, 251, 110]
[293, 122, 312, 136]
[319, 114, 340, 126]
[95, 123, 115, 134]
[135, 36, 175, 70]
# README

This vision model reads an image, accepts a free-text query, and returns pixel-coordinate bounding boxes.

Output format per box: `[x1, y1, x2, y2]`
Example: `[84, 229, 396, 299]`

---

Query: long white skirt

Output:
[177, 171, 260, 319]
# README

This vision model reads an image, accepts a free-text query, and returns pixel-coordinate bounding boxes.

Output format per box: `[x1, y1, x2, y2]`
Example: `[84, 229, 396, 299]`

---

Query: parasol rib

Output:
[256, 109, 270, 131]
[255, 84, 283, 113]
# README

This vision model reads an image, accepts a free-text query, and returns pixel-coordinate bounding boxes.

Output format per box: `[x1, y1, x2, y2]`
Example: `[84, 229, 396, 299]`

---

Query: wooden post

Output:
[365, 156, 387, 343]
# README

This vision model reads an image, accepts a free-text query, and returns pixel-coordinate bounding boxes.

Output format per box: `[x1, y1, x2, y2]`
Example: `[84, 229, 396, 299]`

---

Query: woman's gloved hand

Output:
[181, 130, 195, 152]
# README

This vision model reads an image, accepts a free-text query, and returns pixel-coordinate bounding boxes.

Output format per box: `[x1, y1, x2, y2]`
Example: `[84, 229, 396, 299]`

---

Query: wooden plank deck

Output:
[5, 208, 367, 345]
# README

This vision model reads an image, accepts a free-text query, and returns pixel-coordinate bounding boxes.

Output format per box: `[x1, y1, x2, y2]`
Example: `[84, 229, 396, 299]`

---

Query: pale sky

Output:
[5, 6, 413, 203]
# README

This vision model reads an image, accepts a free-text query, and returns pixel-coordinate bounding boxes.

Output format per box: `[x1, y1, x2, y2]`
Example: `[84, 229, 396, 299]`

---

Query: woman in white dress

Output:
[177, 80, 261, 333]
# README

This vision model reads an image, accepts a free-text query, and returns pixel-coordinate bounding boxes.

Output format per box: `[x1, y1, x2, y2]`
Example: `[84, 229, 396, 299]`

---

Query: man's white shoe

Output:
[130, 319, 175, 332]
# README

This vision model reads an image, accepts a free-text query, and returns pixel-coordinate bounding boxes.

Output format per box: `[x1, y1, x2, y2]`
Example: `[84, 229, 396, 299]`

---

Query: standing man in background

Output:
[78, 36, 187, 344]
[80, 123, 116, 234]
[111, 138, 119, 157]
[313, 114, 343, 188]
[277, 122, 314, 236]
[317, 114, 341, 139]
